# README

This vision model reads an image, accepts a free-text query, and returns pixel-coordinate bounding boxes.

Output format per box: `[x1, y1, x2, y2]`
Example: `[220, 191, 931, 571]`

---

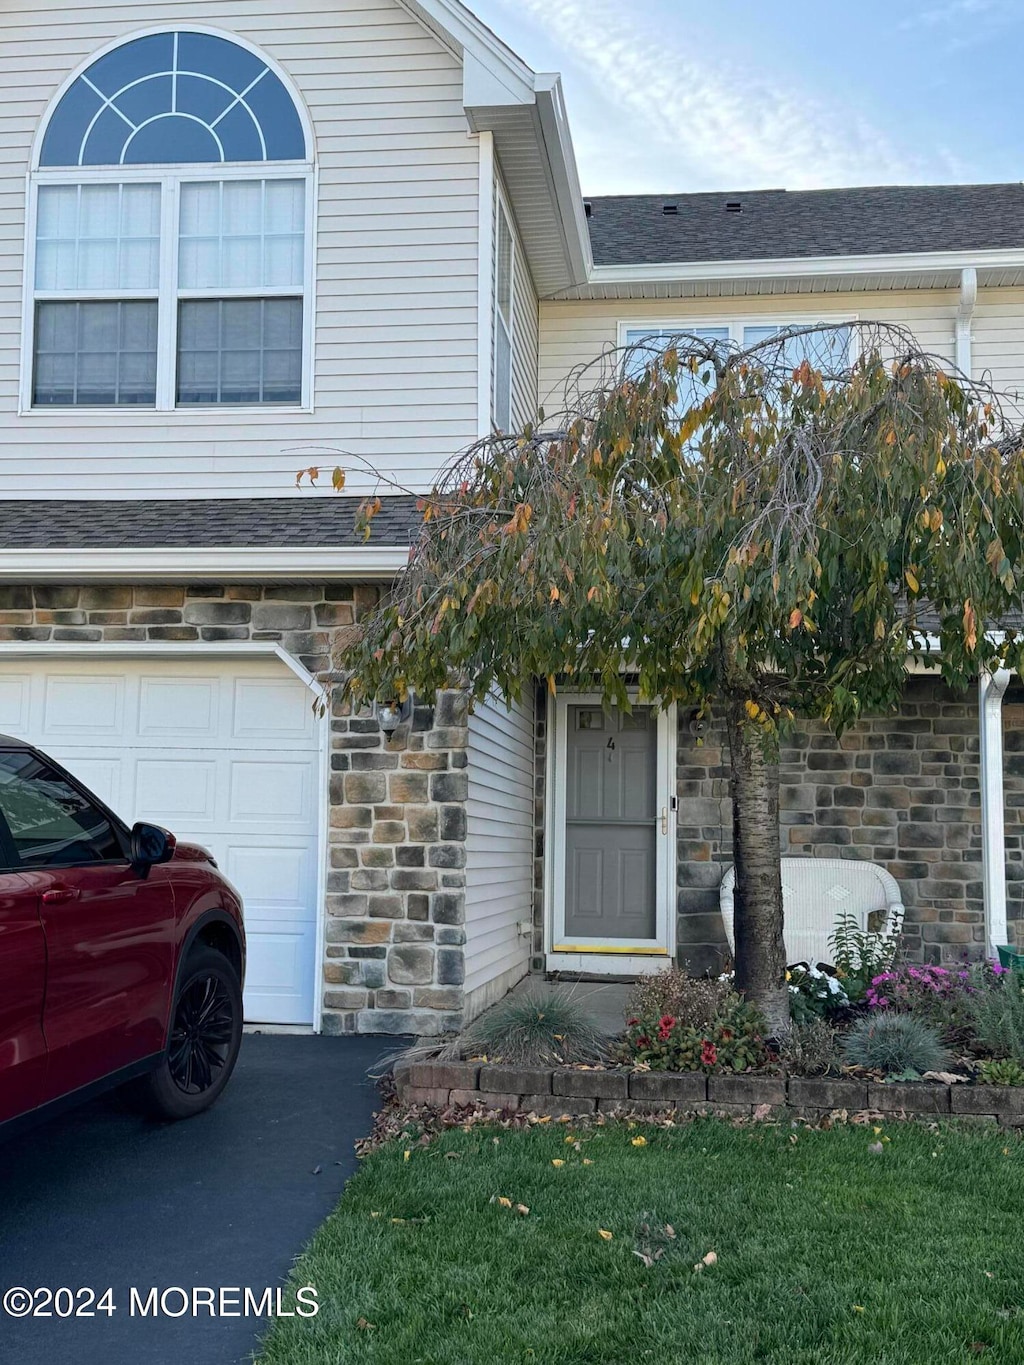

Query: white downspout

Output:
[956, 265, 977, 375]
[980, 669, 1012, 956]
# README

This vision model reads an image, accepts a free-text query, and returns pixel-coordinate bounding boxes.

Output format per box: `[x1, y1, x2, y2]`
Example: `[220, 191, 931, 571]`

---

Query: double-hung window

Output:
[28, 30, 312, 411]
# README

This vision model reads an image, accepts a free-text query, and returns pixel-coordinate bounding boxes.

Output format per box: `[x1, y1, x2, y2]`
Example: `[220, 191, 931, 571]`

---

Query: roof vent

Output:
[662, 203, 679, 215]
[725, 200, 743, 213]
[583, 199, 592, 218]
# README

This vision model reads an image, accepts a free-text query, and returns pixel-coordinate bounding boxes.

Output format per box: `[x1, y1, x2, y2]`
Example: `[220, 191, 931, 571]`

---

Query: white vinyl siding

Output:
[0, 0, 480, 497]
[464, 690, 535, 1020]
[539, 291, 966, 416]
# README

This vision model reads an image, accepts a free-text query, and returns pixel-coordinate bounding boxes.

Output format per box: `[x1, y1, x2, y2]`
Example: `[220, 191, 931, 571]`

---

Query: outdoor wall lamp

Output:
[374, 695, 414, 735]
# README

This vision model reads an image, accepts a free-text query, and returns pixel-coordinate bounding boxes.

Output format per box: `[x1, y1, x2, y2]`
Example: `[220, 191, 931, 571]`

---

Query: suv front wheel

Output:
[138, 946, 244, 1120]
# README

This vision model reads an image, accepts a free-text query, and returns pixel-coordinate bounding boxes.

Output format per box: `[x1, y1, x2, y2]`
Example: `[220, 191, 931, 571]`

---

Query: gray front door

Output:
[564, 705, 658, 941]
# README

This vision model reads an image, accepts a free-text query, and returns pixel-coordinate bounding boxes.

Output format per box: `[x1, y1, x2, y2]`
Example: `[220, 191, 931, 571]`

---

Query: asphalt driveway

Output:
[0, 1033, 398, 1365]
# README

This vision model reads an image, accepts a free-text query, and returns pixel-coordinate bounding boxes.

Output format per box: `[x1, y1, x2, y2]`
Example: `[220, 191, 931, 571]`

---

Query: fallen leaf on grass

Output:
[582, 1158, 593, 1166]
[551, 1159, 565, 1168]
[753, 1104, 772, 1121]
[516, 1204, 530, 1216]
[403, 1150, 411, 1162]
[852, 1305, 864, 1314]
[356, 1317, 376, 1331]
[693, 1251, 717, 1273]
[631, 1136, 647, 1148]
[496, 1196, 513, 1208]
[598, 1229, 613, 1241]
[868, 1142, 884, 1155]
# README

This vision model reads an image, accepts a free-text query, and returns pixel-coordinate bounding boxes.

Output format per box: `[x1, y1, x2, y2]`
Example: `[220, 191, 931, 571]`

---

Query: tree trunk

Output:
[725, 701, 790, 1036]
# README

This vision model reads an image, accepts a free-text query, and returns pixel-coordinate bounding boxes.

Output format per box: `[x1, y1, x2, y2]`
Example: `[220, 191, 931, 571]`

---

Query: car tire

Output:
[136, 946, 243, 1121]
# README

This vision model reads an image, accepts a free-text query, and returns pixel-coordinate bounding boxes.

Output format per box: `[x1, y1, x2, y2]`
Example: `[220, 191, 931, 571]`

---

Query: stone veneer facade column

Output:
[0, 583, 470, 1038]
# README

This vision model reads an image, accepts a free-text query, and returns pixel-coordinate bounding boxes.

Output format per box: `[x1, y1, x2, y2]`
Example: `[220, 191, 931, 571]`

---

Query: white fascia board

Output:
[533, 76, 593, 286]
[589, 246, 1024, 290]
[0, 546, 410, 583]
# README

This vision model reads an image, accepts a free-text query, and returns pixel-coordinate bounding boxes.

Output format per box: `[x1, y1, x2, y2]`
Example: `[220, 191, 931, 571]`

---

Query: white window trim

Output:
[20, 25, 318, 418]
[491, 185, 515, 432]
[616, 314, 860, 358]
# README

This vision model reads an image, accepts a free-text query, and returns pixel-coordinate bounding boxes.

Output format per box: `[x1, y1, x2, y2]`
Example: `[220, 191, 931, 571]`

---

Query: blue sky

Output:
[467, 0, 1023, 195]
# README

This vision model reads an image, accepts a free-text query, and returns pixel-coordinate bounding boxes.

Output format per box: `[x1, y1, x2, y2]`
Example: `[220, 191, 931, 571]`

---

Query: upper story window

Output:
[492, 200, 514, 432]
[27, 31, 313, 411]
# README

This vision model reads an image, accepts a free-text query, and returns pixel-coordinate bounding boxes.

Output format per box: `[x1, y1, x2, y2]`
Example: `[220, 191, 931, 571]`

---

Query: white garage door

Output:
[0, 655, 324, 1026]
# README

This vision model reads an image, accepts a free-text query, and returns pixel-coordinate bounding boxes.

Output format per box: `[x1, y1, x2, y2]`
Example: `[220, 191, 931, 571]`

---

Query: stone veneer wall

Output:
[0, 583, 472, 1037]
[532, 678, 1024, 976]
[677, 677, 1024, 972]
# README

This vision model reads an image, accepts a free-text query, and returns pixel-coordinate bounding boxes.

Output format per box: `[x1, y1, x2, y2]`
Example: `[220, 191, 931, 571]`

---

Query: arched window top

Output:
[39, 30, 308, 168]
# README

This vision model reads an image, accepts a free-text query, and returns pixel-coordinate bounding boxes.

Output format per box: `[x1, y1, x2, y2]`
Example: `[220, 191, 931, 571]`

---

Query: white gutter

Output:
[0, 545, 411, 583]
[980, 669, 1012, 956]
[586, 246, 1024, 290]
[956, 266, 978, 375]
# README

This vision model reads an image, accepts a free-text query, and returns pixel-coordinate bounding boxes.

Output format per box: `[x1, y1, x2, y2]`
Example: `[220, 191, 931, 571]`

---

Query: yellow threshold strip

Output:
[553, 945, 669, 956]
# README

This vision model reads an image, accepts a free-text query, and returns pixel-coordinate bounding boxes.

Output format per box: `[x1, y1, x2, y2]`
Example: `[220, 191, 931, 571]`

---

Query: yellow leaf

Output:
[547, 675, 557, 697]
[582, 1158, 593, 1166]
[598, 1229, 613, 1241]
[853, 1305, 865, 1314]
[788, 609, 803, 630]
[551, 1159, 565, 1168]
[332, 466, 346, 492]
[744, 700, 761, 722]
[631, 1136, 647, 1148]
[550, 586, 560, 603]
[403, 1150, 411, 1162]
[905, 569, 919, 594]
[497, 1196, 512, 1208]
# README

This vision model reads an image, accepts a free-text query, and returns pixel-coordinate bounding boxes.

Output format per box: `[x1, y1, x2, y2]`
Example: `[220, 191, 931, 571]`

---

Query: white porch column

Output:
[979, 668, 1012, 955]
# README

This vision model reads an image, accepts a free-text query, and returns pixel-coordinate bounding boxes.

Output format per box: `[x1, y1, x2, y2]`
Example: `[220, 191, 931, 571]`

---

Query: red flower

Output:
[700, 1039, 718, 1069]
[627, 1017, 640, 1027]
[657, 1027, 672, 1042]
[659, 1015, 676, 1030]
[636, 1036, 651, 1049]
[719, 1028, 734, 1042]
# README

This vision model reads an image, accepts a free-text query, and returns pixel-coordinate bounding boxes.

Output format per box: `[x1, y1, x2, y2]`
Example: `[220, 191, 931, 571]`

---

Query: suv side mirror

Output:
[130, 822, 176, 875]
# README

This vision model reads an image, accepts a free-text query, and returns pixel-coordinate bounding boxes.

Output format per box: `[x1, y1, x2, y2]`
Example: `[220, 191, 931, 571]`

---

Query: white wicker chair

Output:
[719, 858, 904, 967]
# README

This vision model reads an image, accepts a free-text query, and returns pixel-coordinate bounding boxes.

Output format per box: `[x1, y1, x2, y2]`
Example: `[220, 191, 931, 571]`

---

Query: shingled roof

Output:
[585, 183, 1024, 267]
[0, 496, 421, 549]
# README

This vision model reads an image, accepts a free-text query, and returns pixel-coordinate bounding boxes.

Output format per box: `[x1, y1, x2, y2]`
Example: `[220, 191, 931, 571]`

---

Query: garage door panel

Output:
[0, 675, 30, 732]
[0, 658, 323, 1027]
[138, 676, 219, 739]
[43, 675, 125, 737]
[232, 677, 316, 742]
[224, 842, 315, 920]
[228, 760, 313, 826]
[244, 926, 317, 1026]
[135, 757, 218, 825]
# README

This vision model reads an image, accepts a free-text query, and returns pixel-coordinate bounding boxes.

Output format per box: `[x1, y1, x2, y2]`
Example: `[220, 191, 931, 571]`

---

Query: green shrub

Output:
[777, 1018, 840, 1076]
[967, 966, 1024, 1063]
[459, 992, 606, 1067]
[842, 1011, 948, 1077]
[624, 966, 731, 1032]
[619, 992, 768, 1073]
[977, 1057, 1024, 1087]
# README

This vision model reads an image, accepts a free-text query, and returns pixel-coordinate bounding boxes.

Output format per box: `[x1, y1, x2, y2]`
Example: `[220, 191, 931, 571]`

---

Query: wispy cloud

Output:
[490, 0, 964, 190]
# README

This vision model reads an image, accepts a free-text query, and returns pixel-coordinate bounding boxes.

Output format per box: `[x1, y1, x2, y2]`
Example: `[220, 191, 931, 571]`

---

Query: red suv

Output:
[0, 734, 245, 1133]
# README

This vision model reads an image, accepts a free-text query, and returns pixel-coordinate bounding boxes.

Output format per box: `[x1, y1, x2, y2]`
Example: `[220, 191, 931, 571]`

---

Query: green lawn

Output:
[258, 1118, 1024, 1365]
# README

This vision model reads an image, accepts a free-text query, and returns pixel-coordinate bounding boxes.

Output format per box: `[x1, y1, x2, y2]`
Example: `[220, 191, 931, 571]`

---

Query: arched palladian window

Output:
[28, 30, 313, 409]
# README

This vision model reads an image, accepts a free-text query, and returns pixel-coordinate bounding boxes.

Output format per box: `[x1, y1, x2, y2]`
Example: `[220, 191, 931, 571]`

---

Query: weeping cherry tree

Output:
[318, 323, 1024, 1033]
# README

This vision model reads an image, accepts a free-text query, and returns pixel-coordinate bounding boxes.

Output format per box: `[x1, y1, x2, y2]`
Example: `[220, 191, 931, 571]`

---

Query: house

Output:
[0, 0, 1021, 1037]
